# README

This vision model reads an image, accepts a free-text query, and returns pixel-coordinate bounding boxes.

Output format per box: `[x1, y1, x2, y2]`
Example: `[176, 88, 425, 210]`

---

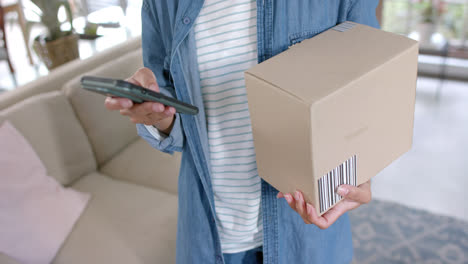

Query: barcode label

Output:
[318, 155, 357, 213]
[332, 21, 356, 32]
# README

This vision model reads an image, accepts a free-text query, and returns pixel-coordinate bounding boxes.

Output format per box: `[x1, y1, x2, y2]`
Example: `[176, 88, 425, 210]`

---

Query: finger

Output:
[119, 104, 151, 117]
[295, 191, 313, 224]
[162, 106, 176, 116]
[307, 197, 361, 230]
[128, 102, 166, 117]
[337, 182, 371, 204]
[119, 109, 155, 119]
[147, 111, 173, 126]
[305, 203, 332, 229]
[125, 102, 160, 117]
[129, 114, 156, 125]
[282, 192, 310, 224]
[318, 199, 356, 228]
[129, 116, 145, 124]
[294, 191, 306, 218]
[125, 75, 142, 86]
[284, 193, 312, 224]
[141, 115, 160, 126]
[283, 193, 296, 211]
[105, 97, 133, 110]
[120, 109, 130, 116]
[122, 105, 172, 126]
[127, 67, 160, 92]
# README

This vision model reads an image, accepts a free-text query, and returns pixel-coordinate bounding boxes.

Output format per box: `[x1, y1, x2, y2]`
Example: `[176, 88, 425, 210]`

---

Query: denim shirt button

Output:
[183, 17, 191, 24]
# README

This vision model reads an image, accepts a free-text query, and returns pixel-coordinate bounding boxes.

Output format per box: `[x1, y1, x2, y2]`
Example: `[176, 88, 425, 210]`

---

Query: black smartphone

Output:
[81, 76, 199, 115]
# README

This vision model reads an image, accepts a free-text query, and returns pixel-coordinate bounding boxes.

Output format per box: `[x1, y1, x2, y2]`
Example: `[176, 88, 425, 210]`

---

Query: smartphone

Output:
[81, 76, 199, 115]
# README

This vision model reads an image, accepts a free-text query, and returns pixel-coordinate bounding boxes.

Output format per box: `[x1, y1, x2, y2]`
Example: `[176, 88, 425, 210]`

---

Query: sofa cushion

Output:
[53, 172, 177, 264]
[64, 49, 144, 166]
[0, 92, 96, 186]
[0, 121, 91, 264]
[100, 138, 181, 194]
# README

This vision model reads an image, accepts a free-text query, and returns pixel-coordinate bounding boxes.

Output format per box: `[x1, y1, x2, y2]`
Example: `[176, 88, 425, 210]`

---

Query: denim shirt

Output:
[136, 1, 379, 263]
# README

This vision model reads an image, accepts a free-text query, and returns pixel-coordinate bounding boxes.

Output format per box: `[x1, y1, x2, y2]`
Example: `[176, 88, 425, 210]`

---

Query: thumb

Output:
[148, 83, 159, 92]
[127, 67, 160, 92]
[337, 184, 371, 204]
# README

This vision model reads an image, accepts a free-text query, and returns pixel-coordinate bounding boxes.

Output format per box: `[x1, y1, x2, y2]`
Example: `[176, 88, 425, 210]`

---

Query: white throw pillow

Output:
[0, 121, 91, 264]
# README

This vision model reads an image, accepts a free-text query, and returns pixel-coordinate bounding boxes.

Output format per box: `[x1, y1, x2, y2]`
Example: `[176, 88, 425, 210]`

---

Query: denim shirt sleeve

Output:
[347, 0, 380, 29]
[139, 0, 184, 154]
[136, 113, 183, 154]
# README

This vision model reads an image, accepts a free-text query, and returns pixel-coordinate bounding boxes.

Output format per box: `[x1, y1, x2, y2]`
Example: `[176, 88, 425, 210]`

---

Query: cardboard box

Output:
[245, 22, 418, 215]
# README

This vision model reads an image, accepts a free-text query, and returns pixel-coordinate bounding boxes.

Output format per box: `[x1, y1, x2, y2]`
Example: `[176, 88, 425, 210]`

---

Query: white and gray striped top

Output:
[194, 0, 262, 254]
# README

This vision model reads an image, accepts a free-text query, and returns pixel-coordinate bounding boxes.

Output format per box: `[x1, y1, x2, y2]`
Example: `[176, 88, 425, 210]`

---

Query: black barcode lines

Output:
[318, 155, 357, 213]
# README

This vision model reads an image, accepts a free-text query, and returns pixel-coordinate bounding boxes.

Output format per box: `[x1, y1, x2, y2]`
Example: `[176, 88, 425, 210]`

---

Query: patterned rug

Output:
[349, 199, 468, 264]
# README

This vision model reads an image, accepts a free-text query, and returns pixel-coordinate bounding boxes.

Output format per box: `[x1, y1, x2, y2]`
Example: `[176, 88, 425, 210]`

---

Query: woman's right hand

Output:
[104, 67, 176, 135]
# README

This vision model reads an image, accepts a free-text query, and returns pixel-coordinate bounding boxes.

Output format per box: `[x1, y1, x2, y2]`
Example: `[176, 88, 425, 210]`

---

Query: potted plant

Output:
[81, 21, 100, 39]
[31, 0, 79, 70]
[414, 0, 445, 43]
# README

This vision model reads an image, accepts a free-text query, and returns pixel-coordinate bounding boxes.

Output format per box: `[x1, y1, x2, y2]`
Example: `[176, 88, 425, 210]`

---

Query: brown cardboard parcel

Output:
[245, 22, 419, 215]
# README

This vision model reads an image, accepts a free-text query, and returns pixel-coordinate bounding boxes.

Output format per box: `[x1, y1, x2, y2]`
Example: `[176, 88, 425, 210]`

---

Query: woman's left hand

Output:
[277, 180, 371, 229]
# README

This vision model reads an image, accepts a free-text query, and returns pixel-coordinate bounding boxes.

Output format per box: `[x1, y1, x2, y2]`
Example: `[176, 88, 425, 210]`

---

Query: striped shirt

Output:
[194, 0, 262, 254]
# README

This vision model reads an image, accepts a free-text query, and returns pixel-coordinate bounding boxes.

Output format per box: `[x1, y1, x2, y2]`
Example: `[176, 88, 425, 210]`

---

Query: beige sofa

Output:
[0, 37, 181, 264]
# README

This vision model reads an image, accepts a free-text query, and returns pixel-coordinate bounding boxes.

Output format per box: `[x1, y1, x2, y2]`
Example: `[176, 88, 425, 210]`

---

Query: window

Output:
[382, 0, 468, 49]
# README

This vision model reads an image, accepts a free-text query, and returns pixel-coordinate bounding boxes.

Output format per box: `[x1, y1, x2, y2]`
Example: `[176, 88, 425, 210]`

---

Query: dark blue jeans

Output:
[223, 246, 263, 264]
